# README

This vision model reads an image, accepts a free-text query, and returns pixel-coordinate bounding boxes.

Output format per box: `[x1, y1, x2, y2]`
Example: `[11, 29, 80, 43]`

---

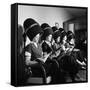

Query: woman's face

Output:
[56, 36, 60, 43]
[33, 34, 40, 43]
[70, 38, 75, 44]
[46, 34, 52, 42]
[63, 35, 67, 44]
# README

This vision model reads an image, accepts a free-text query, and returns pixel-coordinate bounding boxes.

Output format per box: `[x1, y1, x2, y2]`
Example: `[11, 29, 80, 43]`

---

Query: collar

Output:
[25, 37, 38, 48]
[45, 40, 51, 47]
[31, 41, 38, 48]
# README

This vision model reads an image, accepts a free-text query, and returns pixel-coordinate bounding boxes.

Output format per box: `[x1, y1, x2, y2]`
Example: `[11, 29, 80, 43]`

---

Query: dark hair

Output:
[52, 26, 58, 32]
[67, 31, 75, 42]
[23, 18, 43, 41]
[53, 30, 61, 42]
[41, 23, 53, 40]
[67, 31, 73, 36]
[59, 28, 64, 33]
[60, 31, 67, 44]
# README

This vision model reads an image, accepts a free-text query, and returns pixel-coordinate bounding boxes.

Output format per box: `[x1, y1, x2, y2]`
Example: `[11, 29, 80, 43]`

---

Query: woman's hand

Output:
[38, 52, 51, 63]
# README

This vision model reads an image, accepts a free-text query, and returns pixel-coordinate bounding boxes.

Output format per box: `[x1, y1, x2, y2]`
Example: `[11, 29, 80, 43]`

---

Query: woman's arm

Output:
[37, 52, 51, 63]
[25, 51, 38, 65]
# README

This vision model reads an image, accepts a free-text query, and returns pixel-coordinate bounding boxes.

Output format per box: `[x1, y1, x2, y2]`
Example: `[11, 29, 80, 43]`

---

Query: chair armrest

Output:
[27, 61, 47, 84]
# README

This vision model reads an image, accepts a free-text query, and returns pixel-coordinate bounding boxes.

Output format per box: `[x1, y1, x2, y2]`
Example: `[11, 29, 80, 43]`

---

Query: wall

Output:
[63, 15, 87, 32]
[18, 5, 72, 28]
[63, 15, 87, 48]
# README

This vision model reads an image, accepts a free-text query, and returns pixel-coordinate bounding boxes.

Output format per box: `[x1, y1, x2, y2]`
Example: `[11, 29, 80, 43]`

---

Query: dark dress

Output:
[42, 41, 59, 83]
[25, 42, 58, 83]
[42, 41, 53, 54]
[56, 43, 82, 82]
[25, 43, 43, 61]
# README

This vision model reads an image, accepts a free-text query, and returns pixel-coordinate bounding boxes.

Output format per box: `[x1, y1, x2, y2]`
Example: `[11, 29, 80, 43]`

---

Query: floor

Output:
[63, 69, 87, 83]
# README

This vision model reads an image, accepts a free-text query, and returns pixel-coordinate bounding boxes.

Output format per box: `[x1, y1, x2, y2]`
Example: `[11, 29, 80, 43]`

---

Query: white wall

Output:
[18, 5, 72, 28]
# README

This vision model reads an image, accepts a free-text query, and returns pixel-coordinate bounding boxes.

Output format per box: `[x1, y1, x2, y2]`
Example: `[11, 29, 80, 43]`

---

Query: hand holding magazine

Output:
[37, 53, 51, 63]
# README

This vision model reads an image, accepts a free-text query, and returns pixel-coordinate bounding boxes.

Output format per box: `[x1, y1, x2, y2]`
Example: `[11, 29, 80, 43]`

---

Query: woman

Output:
[41, 23, 59, 83]
[60, 31, 86, 82]
[67, 31, 86, 69]
[23, 18, 45, 66]
[55, 31, 80, 82]
[23, 19, 59, 84]
[52, 30, 62, 58]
